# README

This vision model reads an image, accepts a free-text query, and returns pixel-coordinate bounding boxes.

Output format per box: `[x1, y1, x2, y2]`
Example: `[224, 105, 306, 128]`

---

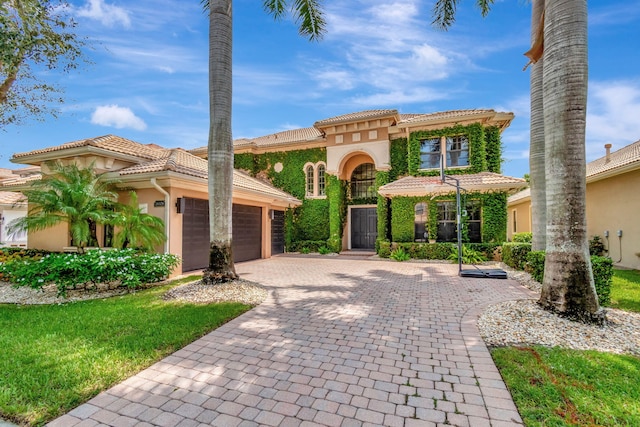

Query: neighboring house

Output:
[507, 140, 640, 270]
[4, 135, 301, 273]
[0, 167, 40, 248]
[191, 109, 527, 252]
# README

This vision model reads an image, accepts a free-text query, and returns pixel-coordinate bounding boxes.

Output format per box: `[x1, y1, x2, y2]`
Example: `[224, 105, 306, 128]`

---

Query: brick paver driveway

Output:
[50, 256, 534, 427]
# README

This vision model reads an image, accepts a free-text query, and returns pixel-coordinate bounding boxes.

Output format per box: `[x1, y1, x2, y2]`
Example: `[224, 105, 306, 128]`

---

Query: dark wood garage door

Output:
[271, 210, 285, 255]
[181, 198, 263, 272]
[232, 204, 262, 263]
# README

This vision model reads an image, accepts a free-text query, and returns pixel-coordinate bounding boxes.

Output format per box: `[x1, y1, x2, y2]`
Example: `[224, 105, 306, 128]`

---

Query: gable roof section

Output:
[397, 109, 514, 131]
[12, 135, 166, 164]
[314, 109, 399, 127]
[0, 191, 26, 206]
[587, 139, 640, 181]
[379, 172, 527, 197]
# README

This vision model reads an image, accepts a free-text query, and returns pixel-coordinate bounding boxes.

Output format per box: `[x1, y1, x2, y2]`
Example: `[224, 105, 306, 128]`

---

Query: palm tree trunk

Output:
[538, 0, 601, 320]
[529, 0, 546, 251]
[202, 0, 238, 284]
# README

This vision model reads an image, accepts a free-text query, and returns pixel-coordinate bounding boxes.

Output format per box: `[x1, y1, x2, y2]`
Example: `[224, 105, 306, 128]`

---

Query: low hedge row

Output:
[378, 241, 456, 259]
[287, 240, 331, 253]
[525, 251, 612, 306]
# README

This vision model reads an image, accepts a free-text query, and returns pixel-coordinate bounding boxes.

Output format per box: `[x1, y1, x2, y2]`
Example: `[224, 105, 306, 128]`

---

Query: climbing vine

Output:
[407, 123, 488, 175]
[485, 126, 502, 173]
[376, 171, 390, 244]
[327, 174, 347, 252]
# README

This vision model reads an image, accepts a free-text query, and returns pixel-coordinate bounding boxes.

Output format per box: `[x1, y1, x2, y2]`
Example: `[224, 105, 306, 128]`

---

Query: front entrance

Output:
[350, 207, 377, 249]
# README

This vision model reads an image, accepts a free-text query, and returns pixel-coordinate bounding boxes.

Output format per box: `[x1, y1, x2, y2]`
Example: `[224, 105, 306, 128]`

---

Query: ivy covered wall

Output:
[407, 123, 490, 175]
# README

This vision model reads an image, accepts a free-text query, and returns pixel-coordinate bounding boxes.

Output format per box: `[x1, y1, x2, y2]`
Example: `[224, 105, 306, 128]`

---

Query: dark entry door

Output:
[351, 207, 377, 249]
[271, 210, 285, 255]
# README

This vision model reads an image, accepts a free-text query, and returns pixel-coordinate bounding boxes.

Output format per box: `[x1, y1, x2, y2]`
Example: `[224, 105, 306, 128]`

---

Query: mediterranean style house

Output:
[3, 136, 301, 273]
[191, 108, 527, 253]
[508, 140, 640, 270]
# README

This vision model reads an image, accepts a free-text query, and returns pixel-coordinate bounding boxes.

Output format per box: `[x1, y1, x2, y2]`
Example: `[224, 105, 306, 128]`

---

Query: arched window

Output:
[317, 164, 326, 196]
[305, 164, 315, 196]
[350, 163, 376, 199]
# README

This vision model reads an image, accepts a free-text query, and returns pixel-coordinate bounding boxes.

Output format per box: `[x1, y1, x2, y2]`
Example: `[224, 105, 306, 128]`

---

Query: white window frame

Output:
[419, 135, 471, 171]
[303, 161, 328, 199]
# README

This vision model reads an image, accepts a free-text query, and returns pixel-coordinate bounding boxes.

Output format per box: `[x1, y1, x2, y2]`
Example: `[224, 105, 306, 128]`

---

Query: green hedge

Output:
[287, 240, 328, 253]
[525, 252, 613, 306]
[378, 241, 456, 260]
[502, 242, 532, 270]
[513, 232, 533, 243]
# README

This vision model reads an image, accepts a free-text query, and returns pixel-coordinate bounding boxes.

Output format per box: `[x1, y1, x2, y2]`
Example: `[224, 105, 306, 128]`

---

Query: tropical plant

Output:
[201, 0, 325, 284]
[390, 247, 411, 262]
[0, 0, 87, 126]
[449, 245, 486, 264]
[111, 191, 166, 251]
[431, 0, 602, 320]
[7, 161, 118, 252]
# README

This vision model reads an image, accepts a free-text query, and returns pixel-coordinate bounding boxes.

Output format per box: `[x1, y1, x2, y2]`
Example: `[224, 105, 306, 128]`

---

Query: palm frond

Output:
[292, 0, 326, 41]
[432, 0, 460, 30]
[263, 0, 287, 20]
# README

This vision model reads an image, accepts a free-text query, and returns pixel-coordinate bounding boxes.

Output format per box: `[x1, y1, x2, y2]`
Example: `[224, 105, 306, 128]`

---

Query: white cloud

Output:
[586, 80, 640, 159]
[76, 0, 131, 28]
[91, 105, 147, 130]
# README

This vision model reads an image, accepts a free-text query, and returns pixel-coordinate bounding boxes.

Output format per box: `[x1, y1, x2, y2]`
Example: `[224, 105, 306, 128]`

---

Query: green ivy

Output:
[291, 199, 329, 241]
[327, 174, 346, 252]
[234, 153, 256, 174]
[390, 197, 418, 242]
[389, 138, 408, 181]
[481, 192, 507, 243]
[485, 126, 502, 173]
[407, 123, 488, 175]
[376, 171, 390, 241]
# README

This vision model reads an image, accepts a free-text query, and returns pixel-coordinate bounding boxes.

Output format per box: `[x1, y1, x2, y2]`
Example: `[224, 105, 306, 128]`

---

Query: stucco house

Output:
[0, 167, 40, 248]
[4, 135, 301, 273]
[191, 108, 527, 252]
[507, 140, 640, 270]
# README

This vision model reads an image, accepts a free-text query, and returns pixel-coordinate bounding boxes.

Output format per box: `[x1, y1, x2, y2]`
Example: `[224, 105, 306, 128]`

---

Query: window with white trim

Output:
[420, 135, 470, 169]
[304, 162, 327, 198]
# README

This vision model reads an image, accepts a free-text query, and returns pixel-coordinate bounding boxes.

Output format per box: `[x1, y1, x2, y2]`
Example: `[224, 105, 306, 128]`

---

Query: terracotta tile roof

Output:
[379, 172, 527, 197]
[507, 187, 531, 203]
[233, 169, 301, 203]
[0, 191, 26, 206]
[314, 109, 398, 127]
[398, 109, 500, 125]
[587, 139, 640, 179]
[12, 135, 167, 162]
[118, 148, 301, 204]
[245, 127, 323, 148]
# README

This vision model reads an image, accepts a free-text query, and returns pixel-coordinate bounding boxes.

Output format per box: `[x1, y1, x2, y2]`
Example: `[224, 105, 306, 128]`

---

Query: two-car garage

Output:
[180, 198, 267, 272]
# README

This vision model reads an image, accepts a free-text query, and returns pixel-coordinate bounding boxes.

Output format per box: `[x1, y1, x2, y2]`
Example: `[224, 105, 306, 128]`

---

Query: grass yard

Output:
[493, 268, 640, 426]
[0, 276, 253, 426]
[610, 268, 640, 312]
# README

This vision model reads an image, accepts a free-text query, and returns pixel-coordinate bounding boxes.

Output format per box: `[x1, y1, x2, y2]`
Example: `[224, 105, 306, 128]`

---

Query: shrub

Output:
[0, 249, 180, 296]
[502, 242, 532, 270]
[449, 245, 487, 264]
[522, 252, 613, 307]
[591, 256, 613, 306]
[318, 246, 331, 255]
[589, 235, 606, 256]
[390, 247, 411, 262]
[288, 240, 326, 253]
[526, 250, 546, 283]
[377, 240, 392, 258]
[512, 232, 533, 243]
[466, 243, 501, 260]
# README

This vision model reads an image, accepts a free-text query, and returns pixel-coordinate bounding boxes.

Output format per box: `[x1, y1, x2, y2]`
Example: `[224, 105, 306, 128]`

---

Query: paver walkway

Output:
[49, 256, 535, 427]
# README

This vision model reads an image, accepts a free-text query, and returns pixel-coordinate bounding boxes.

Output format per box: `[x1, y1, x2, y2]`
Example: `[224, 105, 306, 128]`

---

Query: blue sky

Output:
[2, 0, 640, 179]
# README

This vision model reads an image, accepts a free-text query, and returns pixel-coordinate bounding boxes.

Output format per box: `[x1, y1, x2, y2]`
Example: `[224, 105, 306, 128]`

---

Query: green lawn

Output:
[493, 268, 640, 426]
[610, 268, 640, 312]
[0, 276, 253, 426]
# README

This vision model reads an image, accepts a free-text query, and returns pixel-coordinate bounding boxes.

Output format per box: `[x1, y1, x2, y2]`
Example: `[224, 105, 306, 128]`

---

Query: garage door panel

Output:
[232, 204, 262, 263]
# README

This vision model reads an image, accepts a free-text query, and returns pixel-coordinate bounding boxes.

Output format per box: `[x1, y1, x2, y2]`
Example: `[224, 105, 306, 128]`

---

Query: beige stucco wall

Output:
[29, 220, 69, 251]
[507, 201, 532, 241]
[327, 140, 390, 176]
[507, 168, 640, 270]
[586, 168, 640, 270]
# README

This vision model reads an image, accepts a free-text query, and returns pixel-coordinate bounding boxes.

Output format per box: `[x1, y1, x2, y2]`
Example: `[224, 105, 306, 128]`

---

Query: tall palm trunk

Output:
[202, 0, 238, 283]
[539, 0, 601, 320]
[529, 0, 546, 251]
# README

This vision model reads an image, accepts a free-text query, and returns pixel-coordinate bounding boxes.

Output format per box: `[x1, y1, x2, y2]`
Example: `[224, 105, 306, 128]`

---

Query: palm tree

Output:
[111, 191, 166, 251]
[7, 161, 118, 252]
[538, 0, 601, 319]
[432, 0, 601, 319]
[201, 0, 325, 284]
[527, 0, 546, 252]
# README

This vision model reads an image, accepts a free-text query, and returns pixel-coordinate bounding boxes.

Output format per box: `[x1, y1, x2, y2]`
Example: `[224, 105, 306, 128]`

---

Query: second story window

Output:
[420, 135, 470, 169]
[304, 162, 327, 198]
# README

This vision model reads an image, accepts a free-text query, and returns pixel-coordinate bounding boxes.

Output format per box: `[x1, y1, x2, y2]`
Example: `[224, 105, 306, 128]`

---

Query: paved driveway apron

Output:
[50, 257, 534, 427]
